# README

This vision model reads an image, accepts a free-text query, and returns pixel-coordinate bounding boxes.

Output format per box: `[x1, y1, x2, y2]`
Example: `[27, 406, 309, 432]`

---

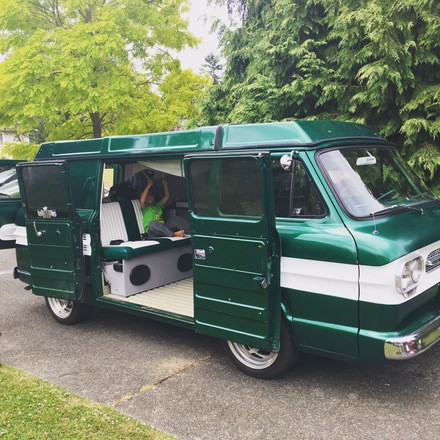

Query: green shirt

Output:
[142, 201, 164, 232]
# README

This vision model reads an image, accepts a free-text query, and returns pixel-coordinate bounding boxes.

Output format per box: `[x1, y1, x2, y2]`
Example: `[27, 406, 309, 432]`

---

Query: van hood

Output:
[347, 202, 440, 266]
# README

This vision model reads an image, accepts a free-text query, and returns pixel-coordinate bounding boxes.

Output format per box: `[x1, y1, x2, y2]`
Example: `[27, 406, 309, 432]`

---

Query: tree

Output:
[203, 0, 440, 190]
[0, 0, 210, 142]
[202, 53, 223, 84]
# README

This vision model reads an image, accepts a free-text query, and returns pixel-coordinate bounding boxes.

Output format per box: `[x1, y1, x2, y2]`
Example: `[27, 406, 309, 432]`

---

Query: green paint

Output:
[360, 284, 440, 332]
[17, 162, 84, 301]
[2, 121, 440, 368]
[346, 205, 440, 265]
[186, 154, 281, 350]
[34, 121, 381, 161]
[282, 288, 359, 357]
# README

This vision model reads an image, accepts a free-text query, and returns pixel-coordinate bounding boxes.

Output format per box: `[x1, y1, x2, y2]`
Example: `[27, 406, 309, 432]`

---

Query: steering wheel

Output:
[377, 189, 397, 201]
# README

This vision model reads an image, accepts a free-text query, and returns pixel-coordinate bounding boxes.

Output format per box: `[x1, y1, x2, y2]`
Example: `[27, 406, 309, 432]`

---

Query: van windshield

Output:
[319, 147, 436, 218]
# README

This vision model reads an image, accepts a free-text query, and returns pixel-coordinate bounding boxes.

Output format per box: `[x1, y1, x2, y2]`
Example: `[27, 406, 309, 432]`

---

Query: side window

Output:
[21, 165, 69, 217]
[188, 160, 211, 216]
[273, 160, 326, 218]
[219, 159, 262, 217]
[190, 158, 263, 218]
[292, 161, 326, 217]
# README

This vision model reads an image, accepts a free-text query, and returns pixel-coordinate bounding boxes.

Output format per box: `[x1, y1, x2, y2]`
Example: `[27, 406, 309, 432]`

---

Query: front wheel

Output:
[221, 320, 299, 379]
[45, 297, 94, 325]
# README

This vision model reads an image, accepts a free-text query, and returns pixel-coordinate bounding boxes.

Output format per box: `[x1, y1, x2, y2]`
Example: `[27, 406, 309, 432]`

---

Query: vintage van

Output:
[1, 120, 440, 378]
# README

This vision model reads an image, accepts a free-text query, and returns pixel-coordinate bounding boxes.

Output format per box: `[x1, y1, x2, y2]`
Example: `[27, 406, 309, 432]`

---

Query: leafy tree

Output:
[1, 142, 40, 160]
[0, 0, 210, 142]
[204, 0, 440, 190]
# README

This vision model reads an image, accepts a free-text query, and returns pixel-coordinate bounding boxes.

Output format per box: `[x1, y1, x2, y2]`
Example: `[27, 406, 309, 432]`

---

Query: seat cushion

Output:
[102, 237, 192, 260]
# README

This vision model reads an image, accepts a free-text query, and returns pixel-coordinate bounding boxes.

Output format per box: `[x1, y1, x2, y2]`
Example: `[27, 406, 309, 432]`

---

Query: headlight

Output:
[410, 258, 423, 283]
[395, 256, 424, 296]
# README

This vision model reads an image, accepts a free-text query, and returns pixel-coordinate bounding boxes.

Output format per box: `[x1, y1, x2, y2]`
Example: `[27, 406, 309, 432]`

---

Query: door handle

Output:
[253, 276, 268, 289]
[33, 221, 45, 237]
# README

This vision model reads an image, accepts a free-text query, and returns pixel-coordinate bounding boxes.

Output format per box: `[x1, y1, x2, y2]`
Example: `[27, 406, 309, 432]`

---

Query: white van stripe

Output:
[281, 257, 358, 301]
[359, 239, 440, 305]
[282, 238, 440, 306]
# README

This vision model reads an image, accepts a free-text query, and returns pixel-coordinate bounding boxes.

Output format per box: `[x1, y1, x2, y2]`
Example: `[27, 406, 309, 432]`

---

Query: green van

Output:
[1, 120, 440, 378]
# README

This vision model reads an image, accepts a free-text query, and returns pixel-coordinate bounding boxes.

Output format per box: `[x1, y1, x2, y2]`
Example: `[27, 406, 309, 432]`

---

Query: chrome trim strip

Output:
[384, 314, 440, 360]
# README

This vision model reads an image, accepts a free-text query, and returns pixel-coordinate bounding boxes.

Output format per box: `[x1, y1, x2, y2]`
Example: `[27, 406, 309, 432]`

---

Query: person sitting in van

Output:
[140, 178, 190, 238]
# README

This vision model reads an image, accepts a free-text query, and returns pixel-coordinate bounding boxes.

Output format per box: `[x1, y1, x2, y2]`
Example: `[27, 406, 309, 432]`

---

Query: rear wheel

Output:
[45, 297, 94, 325]
[221, 319, 299, 379]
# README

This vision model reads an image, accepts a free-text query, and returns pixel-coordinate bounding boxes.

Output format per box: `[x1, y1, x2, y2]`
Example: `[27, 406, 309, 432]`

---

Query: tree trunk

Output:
[89, 112, 102, 138]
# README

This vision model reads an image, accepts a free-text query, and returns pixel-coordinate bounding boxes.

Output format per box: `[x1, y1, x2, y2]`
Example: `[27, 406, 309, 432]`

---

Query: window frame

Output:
[272, 158, 327, 220]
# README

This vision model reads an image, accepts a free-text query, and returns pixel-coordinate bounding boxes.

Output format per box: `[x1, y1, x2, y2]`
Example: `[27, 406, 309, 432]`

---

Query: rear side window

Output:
[21, 165, 68, 217]
[273, 160, 326, 218]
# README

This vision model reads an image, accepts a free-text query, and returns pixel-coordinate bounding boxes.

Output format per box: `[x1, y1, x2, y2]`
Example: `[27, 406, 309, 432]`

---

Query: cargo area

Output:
[105, 277, 194, 317]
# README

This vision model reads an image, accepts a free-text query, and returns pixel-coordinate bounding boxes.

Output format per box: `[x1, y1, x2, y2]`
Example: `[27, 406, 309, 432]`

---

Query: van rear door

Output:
[184, 153, 281, 350]
[16, 161, 84, 300]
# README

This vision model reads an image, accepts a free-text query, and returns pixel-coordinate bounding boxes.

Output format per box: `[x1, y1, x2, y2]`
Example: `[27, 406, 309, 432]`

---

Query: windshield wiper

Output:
[410, 192, 438, 202]
[371, 204, 424, 216]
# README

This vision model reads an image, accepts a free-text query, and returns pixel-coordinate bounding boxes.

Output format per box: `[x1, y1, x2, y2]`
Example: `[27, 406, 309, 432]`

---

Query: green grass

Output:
[0, 363, 173, 440]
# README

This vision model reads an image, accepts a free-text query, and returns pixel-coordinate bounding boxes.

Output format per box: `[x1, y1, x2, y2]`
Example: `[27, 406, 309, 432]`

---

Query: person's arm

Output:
[160, 178, 170, 206]
[140, 180, 154, 210]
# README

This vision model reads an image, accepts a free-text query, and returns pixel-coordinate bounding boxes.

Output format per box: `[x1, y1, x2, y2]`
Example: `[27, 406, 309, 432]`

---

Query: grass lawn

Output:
[0, 363, 173, 440]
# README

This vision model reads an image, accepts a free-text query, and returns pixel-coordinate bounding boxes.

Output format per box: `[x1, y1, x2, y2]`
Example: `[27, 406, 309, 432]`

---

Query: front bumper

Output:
[384, 314, 440, 359]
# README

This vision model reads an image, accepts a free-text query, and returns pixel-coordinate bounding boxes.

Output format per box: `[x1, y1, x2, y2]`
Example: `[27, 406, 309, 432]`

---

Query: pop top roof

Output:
[36, 120, 384, 159]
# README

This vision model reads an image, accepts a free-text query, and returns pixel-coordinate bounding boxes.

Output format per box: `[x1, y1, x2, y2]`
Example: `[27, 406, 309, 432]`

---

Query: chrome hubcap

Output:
[227, 341, 278, 369]
[47, 297, 73, 319]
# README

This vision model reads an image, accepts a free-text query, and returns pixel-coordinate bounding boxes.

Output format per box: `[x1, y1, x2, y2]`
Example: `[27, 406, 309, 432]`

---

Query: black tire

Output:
[221, 319, 300, 379]
[45, 297, 94, 325]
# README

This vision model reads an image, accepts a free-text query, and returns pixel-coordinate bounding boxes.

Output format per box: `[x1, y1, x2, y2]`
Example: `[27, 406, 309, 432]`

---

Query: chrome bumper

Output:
[384, 315, 440, 360]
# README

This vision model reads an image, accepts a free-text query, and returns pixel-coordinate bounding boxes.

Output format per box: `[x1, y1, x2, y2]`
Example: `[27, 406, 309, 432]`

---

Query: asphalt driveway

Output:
[1, 248, 440, 439]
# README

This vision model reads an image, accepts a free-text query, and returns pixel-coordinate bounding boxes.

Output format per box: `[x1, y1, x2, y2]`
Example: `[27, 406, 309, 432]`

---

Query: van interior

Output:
[99, 159, 195, 318]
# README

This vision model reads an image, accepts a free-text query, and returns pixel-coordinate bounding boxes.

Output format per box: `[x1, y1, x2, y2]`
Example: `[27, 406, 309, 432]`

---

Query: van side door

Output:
[184, 153, 281, 350]
[16, 161, 84, 300]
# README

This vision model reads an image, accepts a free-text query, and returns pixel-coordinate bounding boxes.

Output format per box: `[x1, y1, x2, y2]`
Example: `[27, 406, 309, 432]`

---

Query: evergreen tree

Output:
[204, 0, 440, 190]
[202, 53, 223, 84]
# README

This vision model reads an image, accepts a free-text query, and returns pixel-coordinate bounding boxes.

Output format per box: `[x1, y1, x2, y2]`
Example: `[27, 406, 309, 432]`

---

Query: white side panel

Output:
[281, 257, 358, 301]
[102, 246, 192, 296]
[281, 238, 440, 306]
[360, 239, 440, 305]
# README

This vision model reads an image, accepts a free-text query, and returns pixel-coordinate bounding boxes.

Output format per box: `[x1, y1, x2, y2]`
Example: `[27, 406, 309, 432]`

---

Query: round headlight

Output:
[395, 256, 424, 295]
[410, 257, 423, 283]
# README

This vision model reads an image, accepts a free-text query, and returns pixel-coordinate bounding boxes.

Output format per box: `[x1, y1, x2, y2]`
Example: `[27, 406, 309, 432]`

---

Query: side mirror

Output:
[280, 155, 292, 171]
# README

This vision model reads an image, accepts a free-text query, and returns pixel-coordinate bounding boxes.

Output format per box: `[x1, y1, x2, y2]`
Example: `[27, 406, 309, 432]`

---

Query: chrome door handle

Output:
[253, 276, 268, 289]
[33, 221, 45, 237]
